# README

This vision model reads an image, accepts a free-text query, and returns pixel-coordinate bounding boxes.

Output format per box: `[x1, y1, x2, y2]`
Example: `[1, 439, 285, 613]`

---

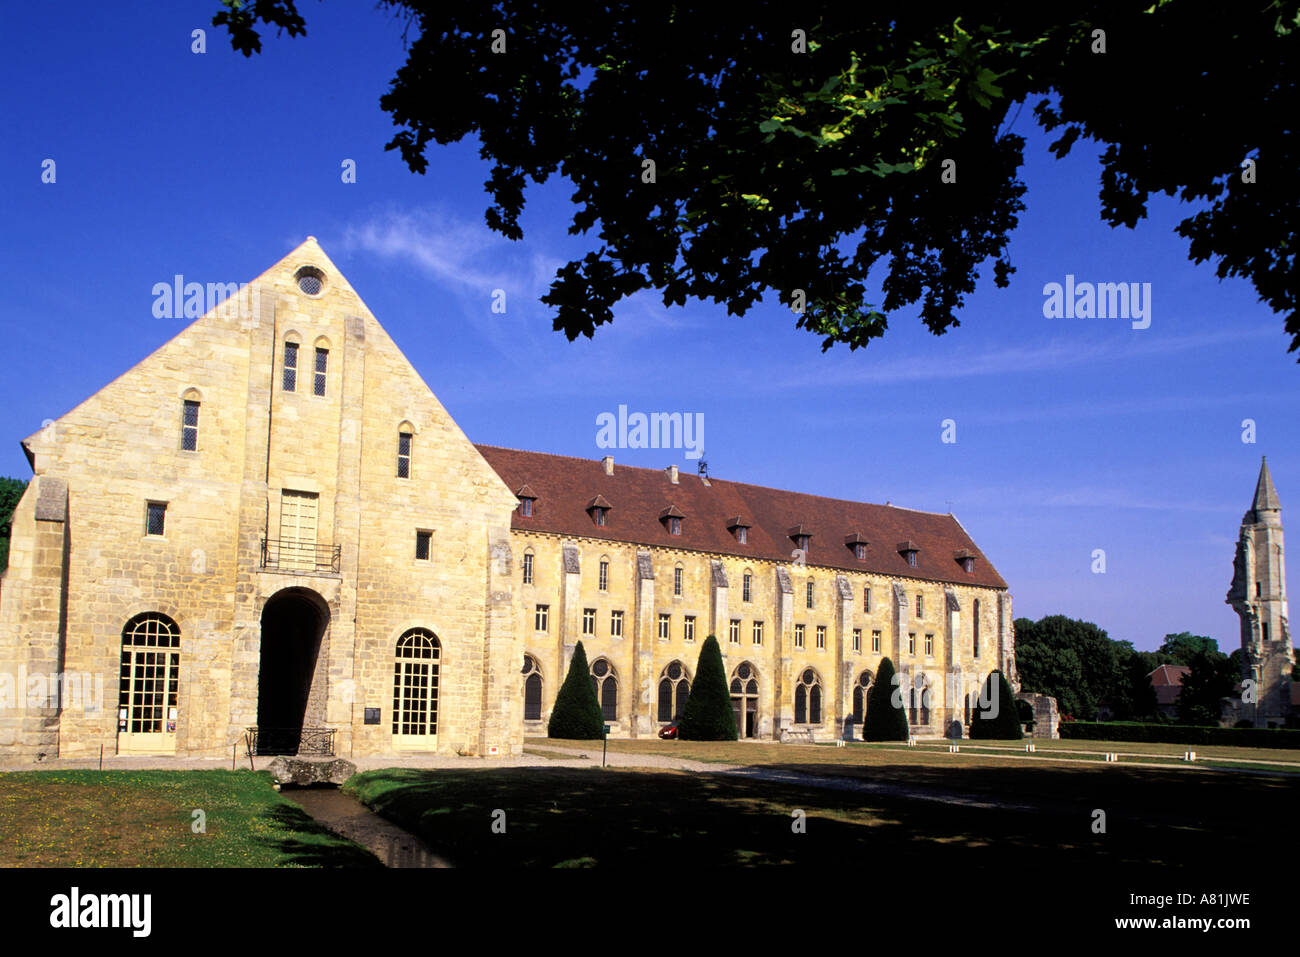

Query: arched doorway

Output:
[256, 587, 329, 754]
[729, 662, 759, 738]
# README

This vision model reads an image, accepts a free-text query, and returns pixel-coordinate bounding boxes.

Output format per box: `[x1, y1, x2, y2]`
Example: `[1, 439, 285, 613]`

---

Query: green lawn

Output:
[533, 734, 1300, 773]
[0, 770, 381, 867]
[347, 755, 1298, 869]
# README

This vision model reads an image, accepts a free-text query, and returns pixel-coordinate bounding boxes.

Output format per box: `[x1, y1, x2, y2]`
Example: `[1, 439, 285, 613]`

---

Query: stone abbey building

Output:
[0, 239, 1017, 760]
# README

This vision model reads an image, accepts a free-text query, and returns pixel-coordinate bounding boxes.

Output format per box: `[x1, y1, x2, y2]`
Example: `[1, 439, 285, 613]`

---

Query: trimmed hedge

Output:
[678, 635, 738, 741]
[969, 671, 1023, 740]
[863, 657, 909, 741]
[1060, 721, 1300, 749]
[547, 641, 605, 740]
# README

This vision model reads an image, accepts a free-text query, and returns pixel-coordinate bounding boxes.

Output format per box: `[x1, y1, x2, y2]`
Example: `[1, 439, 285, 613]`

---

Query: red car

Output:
[658, 721, 680, 739]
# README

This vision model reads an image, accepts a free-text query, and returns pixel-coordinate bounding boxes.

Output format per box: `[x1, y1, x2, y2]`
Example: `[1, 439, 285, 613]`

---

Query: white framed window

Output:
[610, 610, 624, 637]
[742, 572, 752, 602]
[908, 632, 916, 655]
[752, 621, 764, 645]
[871, 630, 881, 653]
[658, 613, 671, 640]
[794, 624, 805, 649]
[806, 579, 815, 609]
[535, 604, 549, 632]
[522, 552, 534, 585]
[674, 565, 683, 596]
[864, 587, 871, 613]
[852, 628, 862, 653]
[925, 633, 934, 656]
[599, 559, 609, 591]
[683, 615, 696, 642]
[729, 619, 740, 644]
[583, 608, 596, 636]
[816, 625, 826, 650]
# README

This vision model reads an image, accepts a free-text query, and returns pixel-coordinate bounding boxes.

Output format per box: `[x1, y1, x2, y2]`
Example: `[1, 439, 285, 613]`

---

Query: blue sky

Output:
[3, 4, 1296, 653]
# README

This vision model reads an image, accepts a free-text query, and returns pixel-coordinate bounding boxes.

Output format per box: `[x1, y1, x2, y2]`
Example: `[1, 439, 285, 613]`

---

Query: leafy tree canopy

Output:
[1157, 632, 1222, 666]
[215, 2, 1300, 355]
[0, 477, 28, 573]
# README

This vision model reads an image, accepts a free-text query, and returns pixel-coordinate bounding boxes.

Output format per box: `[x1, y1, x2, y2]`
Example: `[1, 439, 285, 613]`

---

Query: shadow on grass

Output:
[253, 802, 383, 868]
[341, 763, 1288, 874]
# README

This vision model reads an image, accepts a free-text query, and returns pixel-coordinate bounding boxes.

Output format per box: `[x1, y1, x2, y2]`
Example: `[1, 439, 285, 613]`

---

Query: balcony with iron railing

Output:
[260, 538, 341, 575]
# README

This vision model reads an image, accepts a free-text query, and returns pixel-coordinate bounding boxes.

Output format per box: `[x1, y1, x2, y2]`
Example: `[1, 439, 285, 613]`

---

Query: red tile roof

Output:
[475, 445, 1008, 589]
[1148, 664, 1191, 687]
[1147, 664, 1191, 707]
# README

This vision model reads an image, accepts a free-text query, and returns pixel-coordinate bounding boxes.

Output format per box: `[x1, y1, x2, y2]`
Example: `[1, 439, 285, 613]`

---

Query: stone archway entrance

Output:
[256, 587, 330, 755]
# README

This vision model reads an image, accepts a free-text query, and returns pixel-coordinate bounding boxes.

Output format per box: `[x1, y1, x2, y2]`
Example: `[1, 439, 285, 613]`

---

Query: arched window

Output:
[397, 426, 413, 478]
[598, 557, 610, 591]
[180, 389, 201, 451]
[590, 657, 618, 721]
[658, 660, 691, 722]
[392, 628, 440, 743]
[794, 668, 822, 724]
[852, 670, 874, 723]
[118, 613, 181, 751]
[521, 654, 543, 721]
[909, 674, 931, 726]
[730, 662, 760, 738]
[312, 336, 331, 397]
[282, 336, 301, 392]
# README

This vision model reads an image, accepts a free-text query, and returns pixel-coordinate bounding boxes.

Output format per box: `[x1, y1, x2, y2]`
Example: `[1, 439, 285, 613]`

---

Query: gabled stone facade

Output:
[0, 239, 1017, 759]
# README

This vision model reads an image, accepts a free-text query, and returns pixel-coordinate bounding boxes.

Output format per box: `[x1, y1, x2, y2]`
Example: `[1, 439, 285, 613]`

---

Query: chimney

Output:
[667, 465, 679, 484]
[602, 455, 614, 476]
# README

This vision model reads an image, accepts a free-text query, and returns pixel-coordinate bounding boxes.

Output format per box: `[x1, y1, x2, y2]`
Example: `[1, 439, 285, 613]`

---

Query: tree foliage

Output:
[215, 2, 1300, 357]
[678, 635, 738, 741]
[1157, 632, 1221, 666]
[1175, 649, 1238, 726]
[969, 670, 1023, 739]
[863, 657, 909, 741]
[0, 477, 27, 573]
[547, 641, 604, 739]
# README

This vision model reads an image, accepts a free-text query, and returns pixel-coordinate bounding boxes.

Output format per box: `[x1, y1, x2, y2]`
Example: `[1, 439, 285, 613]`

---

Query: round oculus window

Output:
[294, 265, 325, 296]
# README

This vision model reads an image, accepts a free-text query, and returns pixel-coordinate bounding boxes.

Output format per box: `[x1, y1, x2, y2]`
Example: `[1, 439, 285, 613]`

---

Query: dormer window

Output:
[845, 533, 869, 561]
[727, 517, 751, 545]
[788, 525, 812, 553]
[954, 549, 976, 574]
[660, 505, 684, 535]
[586, 495, 613, 527]
[897, 541, 920, 567]
[516, 484, 537, 518]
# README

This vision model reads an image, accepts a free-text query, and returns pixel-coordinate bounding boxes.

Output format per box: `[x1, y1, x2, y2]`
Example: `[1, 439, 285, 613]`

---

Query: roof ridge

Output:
[474, 443, 955, 519]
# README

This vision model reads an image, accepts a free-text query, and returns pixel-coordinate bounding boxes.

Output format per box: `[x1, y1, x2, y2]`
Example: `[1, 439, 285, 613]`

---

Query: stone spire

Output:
[1252, 456, 1282, 512]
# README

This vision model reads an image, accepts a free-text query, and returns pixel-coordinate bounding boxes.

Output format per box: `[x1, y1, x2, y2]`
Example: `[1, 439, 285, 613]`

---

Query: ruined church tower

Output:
[1226, 457, 1296, 726]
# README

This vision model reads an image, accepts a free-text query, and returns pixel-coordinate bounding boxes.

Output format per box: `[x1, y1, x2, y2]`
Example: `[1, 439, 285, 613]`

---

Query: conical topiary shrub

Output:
[969, 670, 1023, 740]
[678, 635, 738, 741]
[547, 641, 605, 739]
[863, 657, 910, 741]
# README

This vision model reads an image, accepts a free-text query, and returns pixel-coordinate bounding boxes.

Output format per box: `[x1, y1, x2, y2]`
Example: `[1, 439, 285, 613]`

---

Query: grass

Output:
[346, 753, 1299, 871]
[532, 734, 1300, 773]
[0, 770, 381, 867]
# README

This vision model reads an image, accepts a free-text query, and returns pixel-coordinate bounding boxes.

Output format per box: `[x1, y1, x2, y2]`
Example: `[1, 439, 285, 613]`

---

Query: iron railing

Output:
[260, 539, 341, 574]
[246, 726, 337, 756]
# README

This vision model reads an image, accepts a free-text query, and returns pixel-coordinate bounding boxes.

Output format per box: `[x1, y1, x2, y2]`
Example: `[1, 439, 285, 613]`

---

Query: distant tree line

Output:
[1015, 616, 1251, 726]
